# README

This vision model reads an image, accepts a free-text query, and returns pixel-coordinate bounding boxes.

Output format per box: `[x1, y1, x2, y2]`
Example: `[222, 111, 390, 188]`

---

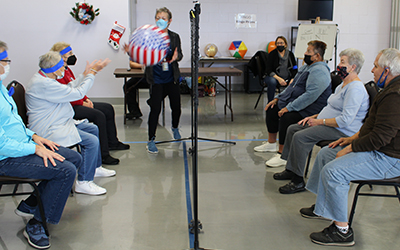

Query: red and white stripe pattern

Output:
[129, 24, 170, 66]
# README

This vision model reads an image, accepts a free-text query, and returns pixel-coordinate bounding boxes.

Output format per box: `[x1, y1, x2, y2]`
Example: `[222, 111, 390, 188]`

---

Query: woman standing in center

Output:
[145, 7, 183, 154]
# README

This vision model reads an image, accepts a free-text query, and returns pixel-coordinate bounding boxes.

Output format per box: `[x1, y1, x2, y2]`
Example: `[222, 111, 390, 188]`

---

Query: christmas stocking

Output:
[108, 21, 126, 50]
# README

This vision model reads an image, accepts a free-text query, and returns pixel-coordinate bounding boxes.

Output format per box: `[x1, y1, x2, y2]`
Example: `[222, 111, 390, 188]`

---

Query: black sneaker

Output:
[278, 181, 305, 194]
[102, 155, 120, 165]
[126, 111, 143, 119]
[300, 204, 329, 220]
[310, 223, 355, 246]
[109, 142, 130, 151]
[273, 169, 295, 180]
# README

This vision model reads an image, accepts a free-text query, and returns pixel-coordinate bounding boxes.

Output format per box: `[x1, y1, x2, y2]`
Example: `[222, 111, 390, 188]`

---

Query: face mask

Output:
[156, 19, 168, 30]
[0, 63, 10, 81]
[66, 55, 77, 66]
[304, 54, 314, 65]
[276, 46, 285, 52]
[377, 68, 388, 88]
[336, 66, 349, 80]
[56, 70, 65, 80]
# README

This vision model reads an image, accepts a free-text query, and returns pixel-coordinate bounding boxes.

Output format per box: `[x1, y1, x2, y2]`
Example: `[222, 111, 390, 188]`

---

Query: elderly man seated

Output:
[299, 48, 400, 246]
[25, 51, 114, 196]
[0, 41, 82, 249]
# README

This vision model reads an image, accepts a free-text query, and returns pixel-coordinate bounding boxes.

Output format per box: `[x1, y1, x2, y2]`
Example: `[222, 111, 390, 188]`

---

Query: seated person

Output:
[50, 42, 129, 166]
[272, 48, 369, 194]
[122, 52, 148, 119]
[0, 41, 81, 249]
[264, 36, 298, 102]
[299, 48, 400, 246]
[25, 51, 115, 196]
[254, 40, 332, 163]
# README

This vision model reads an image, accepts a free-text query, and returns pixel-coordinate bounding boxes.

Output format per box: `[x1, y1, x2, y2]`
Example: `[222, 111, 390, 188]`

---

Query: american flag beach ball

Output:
[129, 24, 170, 66]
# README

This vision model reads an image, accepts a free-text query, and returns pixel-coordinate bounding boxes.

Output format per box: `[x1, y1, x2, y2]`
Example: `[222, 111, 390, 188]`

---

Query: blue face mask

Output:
[156, 19, 168, 30]
[377, 68, 389, 88]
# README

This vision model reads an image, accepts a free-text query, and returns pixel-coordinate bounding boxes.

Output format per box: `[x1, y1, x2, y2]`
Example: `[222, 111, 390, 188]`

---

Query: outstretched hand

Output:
[84, 58, 111, 76]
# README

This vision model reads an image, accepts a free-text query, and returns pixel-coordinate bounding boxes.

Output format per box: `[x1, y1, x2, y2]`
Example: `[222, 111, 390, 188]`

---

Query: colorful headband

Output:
[60, 46, 72, 55]
[0, 50, 8, 60]
[41, 59, 64, 73]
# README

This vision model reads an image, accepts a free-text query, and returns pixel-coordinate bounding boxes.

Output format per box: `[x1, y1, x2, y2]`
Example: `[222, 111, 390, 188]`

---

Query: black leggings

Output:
[73, 102, 119, 158]
[148, 82, 181, 141]
[265, 105, 303, 145]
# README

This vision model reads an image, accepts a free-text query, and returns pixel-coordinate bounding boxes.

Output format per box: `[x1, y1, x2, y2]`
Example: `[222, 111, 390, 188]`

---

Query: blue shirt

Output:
[277, 61, 331, 117]
[152, 48, 174, 84]
[0, 82, 36, 161]
[318, 80, 369, 136]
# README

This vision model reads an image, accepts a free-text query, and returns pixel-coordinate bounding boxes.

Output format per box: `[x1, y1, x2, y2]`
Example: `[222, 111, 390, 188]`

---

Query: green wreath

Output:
[70, 2, 100, 25]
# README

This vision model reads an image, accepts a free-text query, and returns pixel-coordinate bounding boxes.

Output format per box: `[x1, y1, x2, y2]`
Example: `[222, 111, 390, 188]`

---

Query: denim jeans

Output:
[263, 76, 279, 102]
[309, 149, 400, 222]
[281, 124, 347, 177]
[0, 146, 81, 224]
[76, 122, 102, 181]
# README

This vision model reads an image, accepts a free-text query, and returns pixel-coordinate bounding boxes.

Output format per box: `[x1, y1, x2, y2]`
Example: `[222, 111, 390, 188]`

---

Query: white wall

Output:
[0, 0, 391, 97]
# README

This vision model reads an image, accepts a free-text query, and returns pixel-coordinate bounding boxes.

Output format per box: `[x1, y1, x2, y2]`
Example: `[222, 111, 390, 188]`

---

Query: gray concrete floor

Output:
[1, 92, 400, 250]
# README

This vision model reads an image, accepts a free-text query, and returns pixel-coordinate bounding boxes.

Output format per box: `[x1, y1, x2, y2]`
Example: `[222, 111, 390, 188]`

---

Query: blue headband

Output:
[41, 59, 64, 73]
[0, 50, 8, 60]
[60, 46, 72, 55]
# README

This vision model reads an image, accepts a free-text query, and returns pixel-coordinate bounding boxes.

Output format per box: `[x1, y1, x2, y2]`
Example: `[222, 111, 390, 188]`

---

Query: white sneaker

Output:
[265, 154, 287, 167]
[254, 141, 277, 152]
[94, 166, 116, 177]
[75, 181, 107, 195]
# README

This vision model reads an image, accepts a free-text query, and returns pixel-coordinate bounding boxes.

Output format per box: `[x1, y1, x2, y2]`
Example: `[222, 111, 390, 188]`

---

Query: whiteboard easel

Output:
[294, 24, 338, 62]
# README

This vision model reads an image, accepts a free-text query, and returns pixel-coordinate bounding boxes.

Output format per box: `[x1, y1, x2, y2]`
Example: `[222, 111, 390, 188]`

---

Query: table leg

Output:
[123, 77, 127, 125]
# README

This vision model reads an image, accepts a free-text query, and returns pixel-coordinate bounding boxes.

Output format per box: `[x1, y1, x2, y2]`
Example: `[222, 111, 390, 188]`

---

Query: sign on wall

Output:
[235, 13, 257, 29]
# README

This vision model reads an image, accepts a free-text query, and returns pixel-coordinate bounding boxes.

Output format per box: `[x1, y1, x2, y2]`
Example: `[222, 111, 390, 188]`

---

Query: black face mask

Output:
[304, 54, 314, 65]
[336, 66, 349, 80]
[276, 46, 285, 52]
[66, 55, 77, 66]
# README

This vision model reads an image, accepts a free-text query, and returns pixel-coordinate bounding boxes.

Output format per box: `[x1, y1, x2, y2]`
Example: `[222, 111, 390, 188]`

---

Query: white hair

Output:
[378, 48, 400, 76]
[339, 48, 365, 74]
[39, 51, 61, 69]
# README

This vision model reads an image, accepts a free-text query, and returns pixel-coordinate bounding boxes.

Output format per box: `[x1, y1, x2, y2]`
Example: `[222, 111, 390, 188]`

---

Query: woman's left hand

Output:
[307, 118, 322, 127]
[83, 99, 94, 108]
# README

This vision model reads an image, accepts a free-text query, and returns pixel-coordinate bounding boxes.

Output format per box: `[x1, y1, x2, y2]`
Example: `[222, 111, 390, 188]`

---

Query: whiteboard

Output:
[294, 24, 338, 61]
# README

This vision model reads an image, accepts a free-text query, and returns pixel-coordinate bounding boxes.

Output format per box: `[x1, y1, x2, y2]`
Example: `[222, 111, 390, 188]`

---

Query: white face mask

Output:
[56, 70, 65, 80]
[0, 63, 10, 81]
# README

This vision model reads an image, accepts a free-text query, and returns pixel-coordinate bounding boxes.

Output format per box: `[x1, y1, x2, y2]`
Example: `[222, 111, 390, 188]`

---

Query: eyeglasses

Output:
[0, 59, 11, 64]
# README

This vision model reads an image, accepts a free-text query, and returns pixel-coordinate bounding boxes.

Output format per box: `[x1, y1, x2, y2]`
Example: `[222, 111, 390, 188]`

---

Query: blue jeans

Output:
[308, 148, 400, 222]
[0, 146, 81, 224]
[76, 122, 102, 181]
[263, 76, 279, 102]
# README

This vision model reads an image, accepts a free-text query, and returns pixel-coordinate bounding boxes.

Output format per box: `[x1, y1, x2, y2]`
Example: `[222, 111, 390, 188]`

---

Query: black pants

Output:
[265, 105, 303, 145]
[124, 77, 148, 113]
[148, 82, 181, 141]
[73, 102, 119, 158]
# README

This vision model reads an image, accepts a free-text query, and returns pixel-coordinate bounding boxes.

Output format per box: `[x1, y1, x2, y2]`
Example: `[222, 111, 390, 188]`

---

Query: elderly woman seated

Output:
[271, 48, 370, 194]
[25, 51, 114, 195]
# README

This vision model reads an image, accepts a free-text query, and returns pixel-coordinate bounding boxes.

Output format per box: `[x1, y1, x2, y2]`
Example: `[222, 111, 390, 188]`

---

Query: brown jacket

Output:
[352, 75, 400, 159]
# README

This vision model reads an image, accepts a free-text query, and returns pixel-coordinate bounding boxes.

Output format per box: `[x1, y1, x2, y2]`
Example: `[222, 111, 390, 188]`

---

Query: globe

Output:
[204, 43, 218, 57]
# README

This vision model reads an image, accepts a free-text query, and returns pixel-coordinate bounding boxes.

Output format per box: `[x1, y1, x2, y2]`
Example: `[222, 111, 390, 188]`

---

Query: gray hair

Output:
[39, 51, 61, 69]
[378, 48, 400, 76]
[0, 40, 8, 51]
[155, 7, 172, 20]
[339, 48, 365, 74]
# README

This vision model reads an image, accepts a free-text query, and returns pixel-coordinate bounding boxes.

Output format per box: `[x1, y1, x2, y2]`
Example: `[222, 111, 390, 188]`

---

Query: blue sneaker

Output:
[172, 127, 181, 140]
[15, 200, 36, 217]
[146, 140, 158, 154]
[23, 221, 50, 249]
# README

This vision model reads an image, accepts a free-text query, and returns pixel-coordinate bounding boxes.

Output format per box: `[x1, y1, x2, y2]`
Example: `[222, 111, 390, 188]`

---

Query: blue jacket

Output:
[277, 61, 331, 117]
[0, 82, 36, 161]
